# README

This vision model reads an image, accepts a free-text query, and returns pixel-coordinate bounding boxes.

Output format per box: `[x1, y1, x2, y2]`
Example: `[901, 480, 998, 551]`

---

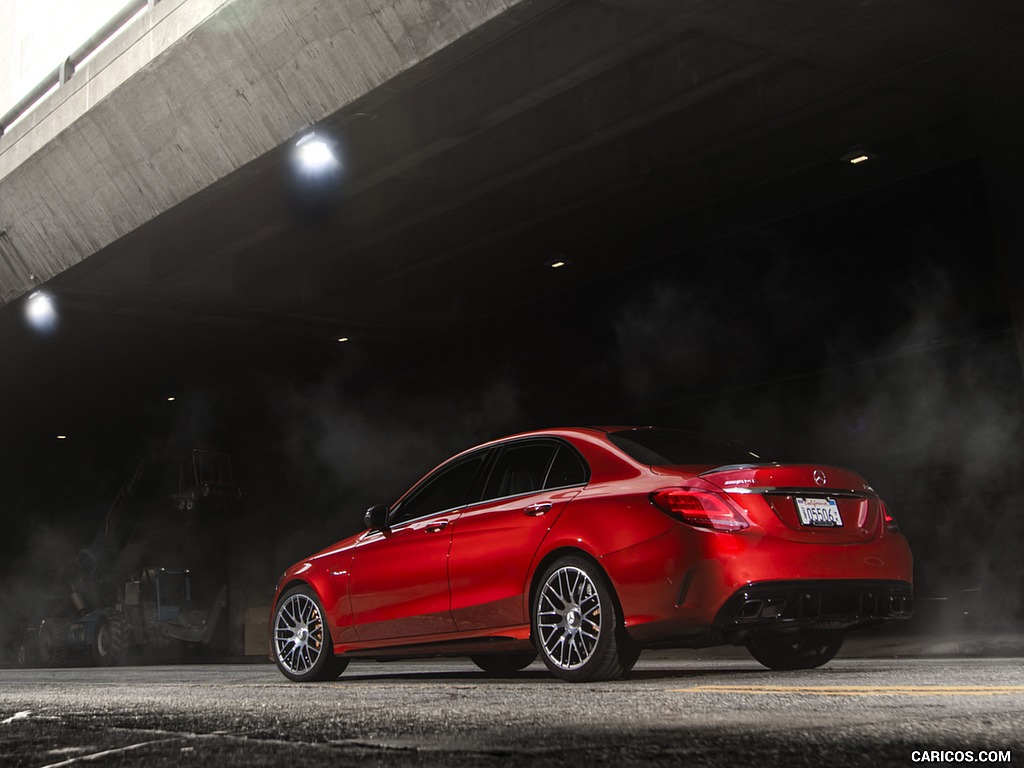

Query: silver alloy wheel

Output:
[536, 565, 602, 670]
[274, 592, 325, 675]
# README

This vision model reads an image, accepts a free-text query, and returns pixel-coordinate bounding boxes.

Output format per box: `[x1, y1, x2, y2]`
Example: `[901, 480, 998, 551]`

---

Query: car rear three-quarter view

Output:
[270, 427, 913, 682]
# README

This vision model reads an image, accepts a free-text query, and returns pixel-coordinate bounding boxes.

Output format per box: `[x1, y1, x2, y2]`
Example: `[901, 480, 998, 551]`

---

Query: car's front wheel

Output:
[745, 628, 844, 670]
[532, 555, 639, 682]
[273, 586, 348, 682]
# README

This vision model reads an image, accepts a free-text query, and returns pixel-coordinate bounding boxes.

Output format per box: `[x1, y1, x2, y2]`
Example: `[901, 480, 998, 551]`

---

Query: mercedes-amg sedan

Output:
[270, 427, 913, 682]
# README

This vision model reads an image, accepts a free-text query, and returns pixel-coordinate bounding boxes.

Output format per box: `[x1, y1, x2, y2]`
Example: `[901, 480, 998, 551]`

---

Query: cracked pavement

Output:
[1, 654, 1022, 767]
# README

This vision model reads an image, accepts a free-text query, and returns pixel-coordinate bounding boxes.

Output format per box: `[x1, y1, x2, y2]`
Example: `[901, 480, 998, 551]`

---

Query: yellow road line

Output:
[670, 685, 1024, 697]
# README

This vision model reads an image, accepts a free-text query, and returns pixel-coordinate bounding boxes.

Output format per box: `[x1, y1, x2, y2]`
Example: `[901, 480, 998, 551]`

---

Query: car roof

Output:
[450, 425, 677, 456]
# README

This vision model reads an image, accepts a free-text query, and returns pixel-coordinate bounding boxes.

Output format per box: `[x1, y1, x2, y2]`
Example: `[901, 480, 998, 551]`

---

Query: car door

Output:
[348, 450, 487, 642]
[448, 439, 589, 631]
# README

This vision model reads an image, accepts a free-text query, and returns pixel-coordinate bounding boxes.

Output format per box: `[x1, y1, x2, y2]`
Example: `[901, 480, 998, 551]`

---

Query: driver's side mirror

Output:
[364, 504, 390, 531]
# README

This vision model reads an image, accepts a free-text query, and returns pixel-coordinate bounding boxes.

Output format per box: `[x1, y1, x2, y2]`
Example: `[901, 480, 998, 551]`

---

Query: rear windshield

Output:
[608, 429, 764, 467]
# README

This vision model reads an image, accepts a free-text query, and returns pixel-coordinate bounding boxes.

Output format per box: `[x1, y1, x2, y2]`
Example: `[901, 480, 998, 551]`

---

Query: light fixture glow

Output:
[24, 291, 58, 332]
[295, 132, 339, 173]
[166, 396, 176, 402]
[840, 146, 877, 165]
[544, 257, 572, 269]
[337, 336, 350, 343]
[56, 435, 67, 440]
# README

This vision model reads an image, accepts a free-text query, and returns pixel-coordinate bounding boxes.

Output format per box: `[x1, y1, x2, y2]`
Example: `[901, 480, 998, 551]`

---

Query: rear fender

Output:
[524, 488, 674, 611]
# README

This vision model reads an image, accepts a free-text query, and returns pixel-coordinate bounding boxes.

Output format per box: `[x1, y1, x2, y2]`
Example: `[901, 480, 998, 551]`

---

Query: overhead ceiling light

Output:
[840, 146, 877, 165]
[56, 435, 67, 440]
[544, 257, 571, 269]
[24, 290, 58, 332]
[166, 396, 176, 402]
[295, 131, 340, 173]
[337, 336, 350, 343]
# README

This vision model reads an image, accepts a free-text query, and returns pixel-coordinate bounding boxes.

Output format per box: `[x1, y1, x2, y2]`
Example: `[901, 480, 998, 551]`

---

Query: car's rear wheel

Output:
[273, 586, 348, 682]
[745, 628, 844, 670]
[532, 556, 639, 682]
[470, 651, 537, 675]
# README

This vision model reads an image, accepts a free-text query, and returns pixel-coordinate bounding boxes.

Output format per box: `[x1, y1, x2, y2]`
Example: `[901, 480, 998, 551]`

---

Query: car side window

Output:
[391, 453, 486, 525]
[482, 441, 558, 501]
[544, 443, 588, 489]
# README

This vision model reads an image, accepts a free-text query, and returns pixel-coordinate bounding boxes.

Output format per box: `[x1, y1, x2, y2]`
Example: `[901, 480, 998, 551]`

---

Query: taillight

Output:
[881, 500, 900, 533]
[650, 488, 749, 532]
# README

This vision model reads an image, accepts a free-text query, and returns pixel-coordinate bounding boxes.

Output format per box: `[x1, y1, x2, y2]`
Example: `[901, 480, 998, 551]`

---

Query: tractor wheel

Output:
[93, 608, 130, 666]
[38, 618, 71, 667]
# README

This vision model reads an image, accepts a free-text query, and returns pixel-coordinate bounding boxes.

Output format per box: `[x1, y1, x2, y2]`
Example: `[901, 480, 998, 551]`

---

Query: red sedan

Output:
[270, 427, 913, 682]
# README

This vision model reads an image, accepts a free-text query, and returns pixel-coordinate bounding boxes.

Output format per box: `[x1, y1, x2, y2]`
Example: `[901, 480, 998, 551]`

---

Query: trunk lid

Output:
[695, 463, 882, 544]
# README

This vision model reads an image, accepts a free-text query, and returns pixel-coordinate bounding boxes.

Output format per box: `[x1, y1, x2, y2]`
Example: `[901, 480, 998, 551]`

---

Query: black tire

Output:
[470, 651, 538, 675]
[746, 628, 844, 670]
[272, 585, 348, 682]
[93, 609, 130, 666]
[531, 555, 639, 682]
[38, 618, 71, 668]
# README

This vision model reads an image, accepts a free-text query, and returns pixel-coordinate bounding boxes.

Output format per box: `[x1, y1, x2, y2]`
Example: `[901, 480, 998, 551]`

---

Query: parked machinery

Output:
[32, 568, 226, 666]
[18, 451, 238, 667]
[173, 450, 242, 511]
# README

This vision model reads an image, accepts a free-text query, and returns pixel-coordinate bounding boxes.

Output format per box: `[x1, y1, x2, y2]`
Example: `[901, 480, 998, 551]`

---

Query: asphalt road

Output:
[1, 654, 1022, 767]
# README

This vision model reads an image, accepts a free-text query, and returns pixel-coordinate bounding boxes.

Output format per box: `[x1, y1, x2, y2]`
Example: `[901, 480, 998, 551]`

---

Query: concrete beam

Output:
[0, 0, 526, 305]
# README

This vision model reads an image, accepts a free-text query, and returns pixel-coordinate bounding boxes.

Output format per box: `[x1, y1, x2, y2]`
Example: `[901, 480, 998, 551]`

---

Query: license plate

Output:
[795, 497, 843, 527]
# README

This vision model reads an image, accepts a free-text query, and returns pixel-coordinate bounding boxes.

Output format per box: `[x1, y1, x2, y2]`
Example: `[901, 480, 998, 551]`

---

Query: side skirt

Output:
[336, 627, 533, 660]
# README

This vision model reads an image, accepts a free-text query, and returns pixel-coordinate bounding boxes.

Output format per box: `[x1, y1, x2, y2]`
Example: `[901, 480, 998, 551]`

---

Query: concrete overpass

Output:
[2, 0, 1023, 358]
[0, 0, 529, 316]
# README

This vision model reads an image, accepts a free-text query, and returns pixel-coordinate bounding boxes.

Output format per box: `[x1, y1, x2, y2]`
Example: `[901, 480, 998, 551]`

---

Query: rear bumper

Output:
[713, 579, 914, 633]
[604, 522, 912, 643]
[622, 569, 913, 646]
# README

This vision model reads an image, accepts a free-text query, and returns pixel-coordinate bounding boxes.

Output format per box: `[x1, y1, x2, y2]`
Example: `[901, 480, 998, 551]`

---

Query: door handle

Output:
[524, 502, 553, 517]
[424, 521, 449, 533]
